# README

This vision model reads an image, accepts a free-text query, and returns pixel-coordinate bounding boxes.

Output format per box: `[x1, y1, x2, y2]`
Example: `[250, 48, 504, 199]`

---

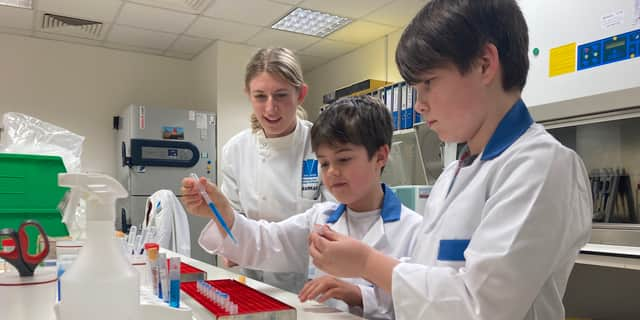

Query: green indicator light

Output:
[533, 48, 540, 56]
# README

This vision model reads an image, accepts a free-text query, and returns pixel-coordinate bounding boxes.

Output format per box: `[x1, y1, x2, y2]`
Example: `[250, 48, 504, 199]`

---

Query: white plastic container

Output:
[56, 173, 140, 320]
[55, 240, 83, 257]
[0, 267, 57, 320]
[130, 254, 151, 288]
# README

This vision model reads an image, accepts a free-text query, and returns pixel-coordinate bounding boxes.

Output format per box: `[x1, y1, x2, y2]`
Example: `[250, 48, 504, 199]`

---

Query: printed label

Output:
[301, 158, 320, 199]
[138, 105, 145, 129]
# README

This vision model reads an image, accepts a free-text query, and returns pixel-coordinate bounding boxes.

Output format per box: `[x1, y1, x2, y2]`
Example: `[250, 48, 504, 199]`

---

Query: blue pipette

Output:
[190, 173, 238, 244]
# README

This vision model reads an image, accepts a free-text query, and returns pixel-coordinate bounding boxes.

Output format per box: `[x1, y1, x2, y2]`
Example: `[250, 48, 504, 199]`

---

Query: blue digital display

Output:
[577, 28, 640, 71]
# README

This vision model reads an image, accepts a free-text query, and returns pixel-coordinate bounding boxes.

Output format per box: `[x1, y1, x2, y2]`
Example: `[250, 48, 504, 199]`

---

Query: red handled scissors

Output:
[0, 220, 50, 277]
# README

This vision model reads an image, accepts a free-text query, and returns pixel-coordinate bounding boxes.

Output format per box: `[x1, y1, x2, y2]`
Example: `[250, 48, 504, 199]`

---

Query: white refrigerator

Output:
[115, 104, 216, 263]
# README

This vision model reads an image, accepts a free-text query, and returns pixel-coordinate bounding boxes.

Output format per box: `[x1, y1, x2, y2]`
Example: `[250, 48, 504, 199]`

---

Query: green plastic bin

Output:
[0, 153, 70, 252]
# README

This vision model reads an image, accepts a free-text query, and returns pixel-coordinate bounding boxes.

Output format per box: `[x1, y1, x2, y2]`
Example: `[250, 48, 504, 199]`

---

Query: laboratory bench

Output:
[162, 249, 364, 320]
[578, 243, 640, 270]
[563, 244, 640, 319]
[171, 245, 640, 320]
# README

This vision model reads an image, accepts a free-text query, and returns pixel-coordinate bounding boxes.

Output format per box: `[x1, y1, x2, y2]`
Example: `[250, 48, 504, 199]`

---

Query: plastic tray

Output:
[0, 153, 69, 249]
[181, 279, 295, 319]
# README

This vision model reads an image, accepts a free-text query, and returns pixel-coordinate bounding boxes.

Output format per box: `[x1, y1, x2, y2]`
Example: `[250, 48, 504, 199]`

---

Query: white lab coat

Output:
[143, 190, 191, 257]
[221, 118, 329, 221]
[391, 100, 592, 320]
[199, 184, 423, 320]
[220, 118, 331, 292]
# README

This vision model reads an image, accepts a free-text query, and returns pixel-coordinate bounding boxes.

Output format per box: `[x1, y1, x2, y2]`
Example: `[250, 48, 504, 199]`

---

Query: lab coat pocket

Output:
[436, 239, 469, 269]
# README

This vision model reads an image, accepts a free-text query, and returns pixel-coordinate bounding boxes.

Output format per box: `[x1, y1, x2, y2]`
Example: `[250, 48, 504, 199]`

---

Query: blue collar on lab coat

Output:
[481, 99, 533, 161]
[325, 183, 401, 224]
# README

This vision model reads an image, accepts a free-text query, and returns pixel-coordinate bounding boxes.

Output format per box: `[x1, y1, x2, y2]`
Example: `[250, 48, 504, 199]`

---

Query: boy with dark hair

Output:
[182, 95, 423, 319]
[308, 1, 592, 319]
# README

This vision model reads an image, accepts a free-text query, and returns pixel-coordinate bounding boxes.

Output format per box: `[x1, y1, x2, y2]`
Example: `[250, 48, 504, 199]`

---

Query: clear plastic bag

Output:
[0, 112, 85, 172]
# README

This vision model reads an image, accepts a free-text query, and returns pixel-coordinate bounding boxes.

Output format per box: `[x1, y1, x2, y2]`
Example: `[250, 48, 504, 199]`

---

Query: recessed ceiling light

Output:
[272, 8, 351, 38]
[0, 0, 31, 9]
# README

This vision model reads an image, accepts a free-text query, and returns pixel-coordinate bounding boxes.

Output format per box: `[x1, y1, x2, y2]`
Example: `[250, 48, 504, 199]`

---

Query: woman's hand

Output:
[298, 275, 362, 307]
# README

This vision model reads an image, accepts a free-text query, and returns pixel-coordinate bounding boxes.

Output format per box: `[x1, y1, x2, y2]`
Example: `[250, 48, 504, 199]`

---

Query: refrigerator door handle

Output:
[122, 141, 132, 168]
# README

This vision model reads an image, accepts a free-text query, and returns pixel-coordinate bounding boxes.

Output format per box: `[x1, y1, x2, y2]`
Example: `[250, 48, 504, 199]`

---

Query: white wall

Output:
[192, 40, 218, 116]
[0, 33, 265, 183]
[0, 33, 194, 176]
[192, 41, 257, 179]
[305, 29, 404, 120]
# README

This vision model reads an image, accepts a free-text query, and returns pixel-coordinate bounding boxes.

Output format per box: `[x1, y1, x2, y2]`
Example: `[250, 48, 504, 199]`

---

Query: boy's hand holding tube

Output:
[181, 177, 235, 237]
[309, 224, 399, 293]
[308, 225, 372, 278]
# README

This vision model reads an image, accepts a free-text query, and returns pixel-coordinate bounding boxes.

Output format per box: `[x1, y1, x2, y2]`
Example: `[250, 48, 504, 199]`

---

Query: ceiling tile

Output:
[0, 26, 33, 37]
[37, 0, 122, 22]
[270, 0, 303, 5]
[164, 51, 194, 59]
[298, 0, 393, 19]
[116, 3, 196, 33]
[297, 53, 329, 72]
[364, 0, 426, 27]
[168, 35, 212, 54]
[107, 25, 177, 50]
[36, 12, 109, 40]
[0, 6, 33, 30]
[127, 0, 213, 14]
[186, 17, 261, 42]
[104, 42, 164, 55]
[34, 31, 102, 46]
[299, 38, 358, 59]
[246, 28, 320, 51]
[203, 0, 292, 27]
[327, 20, 396, 45]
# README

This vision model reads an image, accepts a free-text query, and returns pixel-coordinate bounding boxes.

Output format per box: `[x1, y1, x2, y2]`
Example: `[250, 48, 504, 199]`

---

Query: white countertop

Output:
[581, 243, 640, 256]
[578, 243, 640, 270]
[161, 249, 363, 320]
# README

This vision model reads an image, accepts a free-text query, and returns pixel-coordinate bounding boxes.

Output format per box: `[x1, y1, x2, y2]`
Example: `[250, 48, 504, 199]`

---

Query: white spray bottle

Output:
[56, 173, 140, 319]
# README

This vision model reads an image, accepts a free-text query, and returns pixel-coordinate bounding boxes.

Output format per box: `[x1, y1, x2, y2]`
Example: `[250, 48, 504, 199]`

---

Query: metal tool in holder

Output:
[590, 168, 636, 223]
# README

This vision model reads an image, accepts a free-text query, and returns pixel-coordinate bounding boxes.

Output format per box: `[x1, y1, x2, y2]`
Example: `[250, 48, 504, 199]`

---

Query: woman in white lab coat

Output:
[183, 96, 423, 319]
[218, 47, 325, 293]
[307, 1, 593, 319]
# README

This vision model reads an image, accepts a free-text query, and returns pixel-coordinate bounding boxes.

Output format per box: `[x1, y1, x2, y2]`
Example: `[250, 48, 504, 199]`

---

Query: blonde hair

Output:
[246, 48, 307, 133]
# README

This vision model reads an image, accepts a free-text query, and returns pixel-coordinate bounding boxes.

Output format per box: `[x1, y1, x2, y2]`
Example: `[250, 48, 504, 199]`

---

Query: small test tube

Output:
[169, 257, 180, 308]
[158, 253, 169, 303]
[197, 280, 204, 294]
[230, 303, 238, 315]
[146, 246, 159, 296]
[127, 226, 137, 254]
[221, 292, 230, 311]
[138, 228, 149, 254]
[207, 285, 214, 301]
[133, 234, 143, 255]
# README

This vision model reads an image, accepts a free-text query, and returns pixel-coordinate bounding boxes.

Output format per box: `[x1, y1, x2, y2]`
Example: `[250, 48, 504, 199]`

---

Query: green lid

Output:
[0, 153, 69, 237]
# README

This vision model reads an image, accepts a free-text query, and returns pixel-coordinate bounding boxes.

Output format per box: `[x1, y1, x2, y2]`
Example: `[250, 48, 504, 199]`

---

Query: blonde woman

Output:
[209, 48, 327, 293]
